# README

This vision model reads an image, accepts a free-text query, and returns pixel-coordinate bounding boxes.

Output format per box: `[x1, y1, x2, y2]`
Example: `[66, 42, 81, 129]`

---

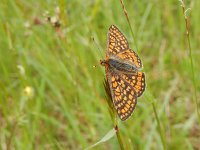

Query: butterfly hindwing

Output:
[119, 71, 145, 97]
[106, 67, 138, 121]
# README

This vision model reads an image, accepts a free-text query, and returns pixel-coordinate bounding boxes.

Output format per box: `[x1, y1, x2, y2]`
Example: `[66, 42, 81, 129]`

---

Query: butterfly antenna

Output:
[92, 37, 104, 60]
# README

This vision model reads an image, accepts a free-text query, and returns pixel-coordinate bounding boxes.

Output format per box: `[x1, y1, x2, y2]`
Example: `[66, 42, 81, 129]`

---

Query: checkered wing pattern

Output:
[116, 49, 143, 69]
[107, 69, 138, 121]
[107, 25, 129, 56]
[119, 71, 145, 97]
[107, 25, 142, 69]
[102, 25, 146, 121]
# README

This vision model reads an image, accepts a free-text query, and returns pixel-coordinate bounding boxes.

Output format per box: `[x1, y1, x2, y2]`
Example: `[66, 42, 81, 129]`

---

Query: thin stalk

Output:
[180, 0, 200, 123]
[152, 103, 166, 150]
[119, 0, 138, 51]
[119, 1, 166, 149]
[115, 122, 125, 150]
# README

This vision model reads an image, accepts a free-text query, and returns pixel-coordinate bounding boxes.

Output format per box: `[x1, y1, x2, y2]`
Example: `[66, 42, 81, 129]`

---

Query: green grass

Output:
[0, 0, 200, 149]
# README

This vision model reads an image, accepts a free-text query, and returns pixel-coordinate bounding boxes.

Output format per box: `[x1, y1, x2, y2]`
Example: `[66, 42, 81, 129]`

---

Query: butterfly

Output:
[100, 25, 146, 121]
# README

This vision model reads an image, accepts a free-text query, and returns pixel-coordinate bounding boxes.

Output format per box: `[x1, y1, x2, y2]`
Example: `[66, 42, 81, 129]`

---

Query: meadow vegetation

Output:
[0, 0, 200, 149]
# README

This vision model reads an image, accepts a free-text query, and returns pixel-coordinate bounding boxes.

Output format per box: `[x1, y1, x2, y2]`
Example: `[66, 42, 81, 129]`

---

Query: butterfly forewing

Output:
[107, 25, 129, 57]
[107, 25, 142, 69]
[116, 49, 143, 69]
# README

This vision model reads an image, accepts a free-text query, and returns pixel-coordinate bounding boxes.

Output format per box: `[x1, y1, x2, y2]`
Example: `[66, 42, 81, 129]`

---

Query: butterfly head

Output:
[100, 59, 107, 66]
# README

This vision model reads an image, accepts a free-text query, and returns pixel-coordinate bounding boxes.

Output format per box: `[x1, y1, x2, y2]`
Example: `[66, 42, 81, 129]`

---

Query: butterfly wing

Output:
[116, 49, 143, 69]
[104, 25, 145, 121]
[106, 25, 142, 69]
[106, 66, 138, 121]
[106, 25, 129, 57]
[119, 71, 145, 97]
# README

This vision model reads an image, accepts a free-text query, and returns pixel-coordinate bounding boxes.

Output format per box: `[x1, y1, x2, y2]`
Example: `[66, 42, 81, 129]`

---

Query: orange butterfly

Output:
[100, 25, 145, 121]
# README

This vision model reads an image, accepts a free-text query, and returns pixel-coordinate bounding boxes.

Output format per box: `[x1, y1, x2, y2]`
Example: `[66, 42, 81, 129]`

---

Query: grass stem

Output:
[152, 103, 166, 150]
[119, 1, 166, 149]
[119, 0, 138, 51]
[180, 0, 200, 124]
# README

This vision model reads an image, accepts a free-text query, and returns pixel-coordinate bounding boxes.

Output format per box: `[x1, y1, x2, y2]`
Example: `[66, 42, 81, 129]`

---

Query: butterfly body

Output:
[108, 59, 138, 73]
[100, 25, 145, 121]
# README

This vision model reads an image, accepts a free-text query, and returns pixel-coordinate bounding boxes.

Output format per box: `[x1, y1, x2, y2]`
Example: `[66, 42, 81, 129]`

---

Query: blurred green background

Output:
[0, 0, 200, 149]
